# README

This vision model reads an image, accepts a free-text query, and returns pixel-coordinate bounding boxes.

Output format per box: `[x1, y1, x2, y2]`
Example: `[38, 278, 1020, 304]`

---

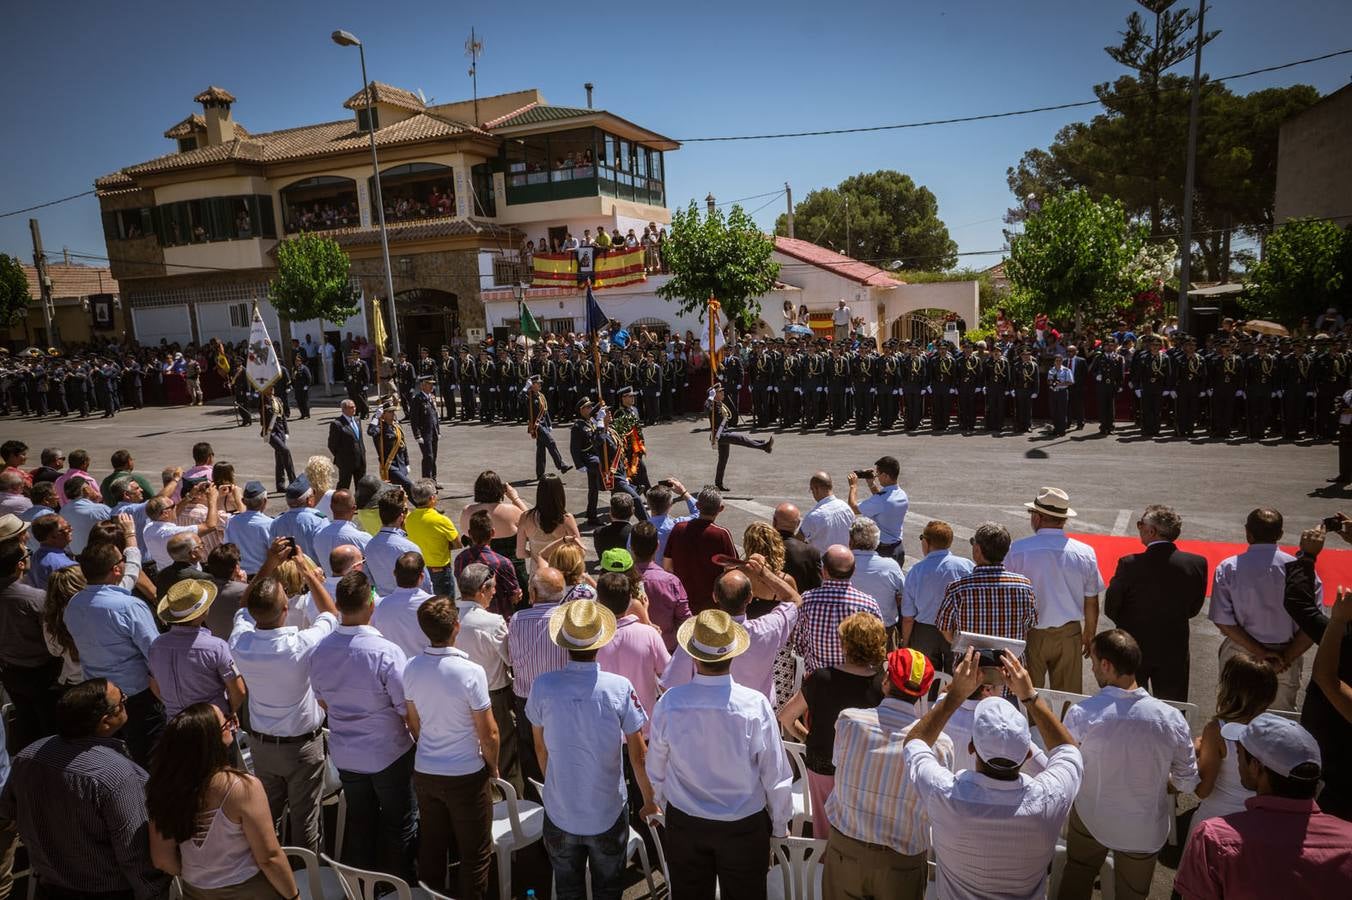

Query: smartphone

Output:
[853, 469, 876, 480]
[658, 479, 675, 488]
[1324, 515, 1343, 531]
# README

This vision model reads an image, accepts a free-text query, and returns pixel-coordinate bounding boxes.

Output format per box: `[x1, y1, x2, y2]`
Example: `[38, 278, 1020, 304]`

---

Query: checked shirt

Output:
[935, 564, 1038, 645]
[791, 579, 883, 675]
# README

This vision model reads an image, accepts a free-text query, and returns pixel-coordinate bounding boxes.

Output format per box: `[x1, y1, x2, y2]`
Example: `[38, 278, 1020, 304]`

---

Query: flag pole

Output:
[588, 280, 611, 486]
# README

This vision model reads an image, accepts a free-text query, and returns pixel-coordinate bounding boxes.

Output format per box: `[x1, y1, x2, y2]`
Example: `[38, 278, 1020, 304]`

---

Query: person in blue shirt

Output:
[224, 482, 275, 576]
[847, 456, 910, 562]
[269, 476, 327, 562]
[62, 542, 165, 766]
[901, 521, 976, 665]
[26, 514, 78, 590]
[1047, 354, 1075, 436]
[365, 488, 430, 596]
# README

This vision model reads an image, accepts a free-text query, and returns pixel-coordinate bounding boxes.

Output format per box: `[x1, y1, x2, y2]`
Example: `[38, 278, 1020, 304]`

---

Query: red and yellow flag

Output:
[531, 247, 646, 290]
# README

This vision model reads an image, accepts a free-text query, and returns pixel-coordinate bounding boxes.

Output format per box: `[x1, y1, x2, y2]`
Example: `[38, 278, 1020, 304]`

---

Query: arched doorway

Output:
[395, 289, 459, 350]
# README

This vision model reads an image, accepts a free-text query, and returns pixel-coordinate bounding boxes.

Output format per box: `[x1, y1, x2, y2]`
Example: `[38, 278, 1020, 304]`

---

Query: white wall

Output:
[132, 306, 193, 345]
[885, 281, 980, 326]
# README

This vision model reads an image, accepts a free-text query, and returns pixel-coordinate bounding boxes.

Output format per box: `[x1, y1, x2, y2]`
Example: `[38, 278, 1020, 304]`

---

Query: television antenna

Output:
[466, 28, 485, 124]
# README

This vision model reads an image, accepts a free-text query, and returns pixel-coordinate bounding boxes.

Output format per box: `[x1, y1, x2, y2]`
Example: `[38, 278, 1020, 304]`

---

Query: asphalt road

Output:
[6, 391, 1342, 898]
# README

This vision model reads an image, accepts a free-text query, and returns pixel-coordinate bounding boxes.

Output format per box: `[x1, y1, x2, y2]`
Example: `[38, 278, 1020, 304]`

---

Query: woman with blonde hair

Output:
[43, 565, 87, 686]
[546, 537, 596, 601]
[1190, 653, 1278, 839]
[777, 612, 886, 827]
[273, 553, 320, 628]
[304, 455, 338, 519]
[743, 522, 800, 708]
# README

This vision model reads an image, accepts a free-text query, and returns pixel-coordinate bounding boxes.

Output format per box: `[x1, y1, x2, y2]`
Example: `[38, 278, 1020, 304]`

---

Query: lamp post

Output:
[332, 29, 401, 359]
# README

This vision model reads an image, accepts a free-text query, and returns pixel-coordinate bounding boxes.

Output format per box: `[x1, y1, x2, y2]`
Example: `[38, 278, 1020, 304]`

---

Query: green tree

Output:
[1244, 219, 1352, 324]
[775, 170, 957, 270]
[657, 201, 780, 338]
[0, 253, 30, 326]
[1005, 190, 1148, 327]
[268, 233, 360, 323]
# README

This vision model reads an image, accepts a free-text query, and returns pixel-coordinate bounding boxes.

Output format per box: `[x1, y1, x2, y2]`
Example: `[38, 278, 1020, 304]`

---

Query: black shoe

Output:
[715, 483, 731, 492]
[560, 464, 573, 475]
[765, 436, 775, 453]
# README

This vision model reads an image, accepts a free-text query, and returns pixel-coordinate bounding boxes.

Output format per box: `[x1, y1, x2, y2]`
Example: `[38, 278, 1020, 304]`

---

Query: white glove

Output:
[1031, 393, 1039, 400]
[1095, 375, 1102, 382]
[1135, 389, 1142, 398]
[1237, 391, 1246, 399]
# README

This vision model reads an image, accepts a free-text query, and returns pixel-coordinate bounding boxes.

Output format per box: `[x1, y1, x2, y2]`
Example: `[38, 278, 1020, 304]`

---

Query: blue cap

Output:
[243, 480, 267, 499]
[284, 475, 312, 501]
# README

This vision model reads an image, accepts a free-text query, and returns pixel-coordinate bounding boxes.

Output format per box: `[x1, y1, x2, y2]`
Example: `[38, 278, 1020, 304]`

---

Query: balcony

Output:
[503, 126, 665, 209]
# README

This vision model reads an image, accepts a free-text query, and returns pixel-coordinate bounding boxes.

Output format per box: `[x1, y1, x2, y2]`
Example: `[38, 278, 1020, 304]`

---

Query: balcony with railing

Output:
[504, 127, 665, 208]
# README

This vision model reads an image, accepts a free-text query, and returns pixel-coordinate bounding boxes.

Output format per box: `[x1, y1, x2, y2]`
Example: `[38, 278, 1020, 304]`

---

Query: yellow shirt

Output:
[405, 506, 460, 568]
[357, 507, 382, 537]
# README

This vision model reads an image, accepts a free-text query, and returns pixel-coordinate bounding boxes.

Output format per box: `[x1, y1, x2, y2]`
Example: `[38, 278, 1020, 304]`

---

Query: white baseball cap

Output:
[971, 696, 1032, 769]
[1221, 714, 1322, 778]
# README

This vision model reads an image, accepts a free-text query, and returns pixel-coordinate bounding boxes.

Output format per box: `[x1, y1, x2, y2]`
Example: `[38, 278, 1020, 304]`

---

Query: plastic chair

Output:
[1160, 698, 1202, 735]
[525, 778, 657, 899]
[320, 852, 431, 900]
[491, 776, 545, 900]
[766, 835, 827, 900]
[320, 738, 348, 859]
[283, 846, 345, 900]
[782, 740, 813, 836]
[921, 671, 954, 713]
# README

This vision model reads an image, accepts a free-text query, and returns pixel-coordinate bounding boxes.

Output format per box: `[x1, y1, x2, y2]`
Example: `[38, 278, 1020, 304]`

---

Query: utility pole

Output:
[1177, 0, 1206, 332]
[844, 195, 851, 256]
[29, 218, 56, 349]
[785, 182, 794, 238]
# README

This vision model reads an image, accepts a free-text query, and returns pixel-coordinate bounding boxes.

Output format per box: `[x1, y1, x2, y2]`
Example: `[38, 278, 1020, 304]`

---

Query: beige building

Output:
[0, 261, 122, 349]
[96, 83, 676, 349]
[1274, 82, 1352, 224]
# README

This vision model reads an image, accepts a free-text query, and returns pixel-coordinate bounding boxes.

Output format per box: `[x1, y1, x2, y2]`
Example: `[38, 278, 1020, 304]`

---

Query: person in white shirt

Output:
[455, 562, 519, 792]
[847, 516, 904, 635]
[143, 490, 220, 571]
[832, 299, 852, 342]
[648, 609, 794, 899]
[370, 551, 435, 660]
[905, 647, 1084, 900]
[403, 596, 500, 898]
[228, 538, 338, 854]
[1004, 486, 1103, 692]
[1059, 630, 1200, 900]
[845, 456, 909, 561]
[800, 472, 855, 554]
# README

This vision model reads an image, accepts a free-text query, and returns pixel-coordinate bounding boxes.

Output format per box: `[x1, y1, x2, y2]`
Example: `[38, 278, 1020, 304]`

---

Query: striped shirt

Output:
[508, 600, 568, 699]
[827, 700, 953, 854]
[935, 564, 1038, 644]
[0, 735, 170, 898]
[791, 580, 883, 675]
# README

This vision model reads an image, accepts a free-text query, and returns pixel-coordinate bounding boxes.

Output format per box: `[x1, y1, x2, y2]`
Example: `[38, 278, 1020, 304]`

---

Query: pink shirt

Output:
[597, 615, 671, 736]
[1175, 796, 1352, 899]
[52, 469, 100, 508]
[636, 561, 691, 652]
[661, 603, 798, 703]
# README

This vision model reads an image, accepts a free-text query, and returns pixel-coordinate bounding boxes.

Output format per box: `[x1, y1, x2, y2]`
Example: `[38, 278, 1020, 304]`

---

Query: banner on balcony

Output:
[532, 248, 646, 290]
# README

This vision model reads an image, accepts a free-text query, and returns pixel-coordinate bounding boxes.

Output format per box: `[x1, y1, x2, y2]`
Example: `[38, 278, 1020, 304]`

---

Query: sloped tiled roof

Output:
[487, 103, 594, 129]
[344, 81, 425, 112]
[773, 236, 898, 289]
[193, 85, 236, 104]
[162, 114, 250, 140]
[23, 263, 119, 300]
[95, 171, 136, 190]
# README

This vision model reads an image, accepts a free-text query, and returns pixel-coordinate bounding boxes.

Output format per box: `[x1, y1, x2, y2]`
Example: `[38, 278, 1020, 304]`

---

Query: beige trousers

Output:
[1027, 621, 1083, 692]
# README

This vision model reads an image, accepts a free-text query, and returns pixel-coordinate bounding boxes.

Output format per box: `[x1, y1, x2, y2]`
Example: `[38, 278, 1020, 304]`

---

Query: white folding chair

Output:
[491, 776, 545, 900]
[766, 835, 827, 900]
[643, 811, 672, 890]
[320, 852, 431, 900]
[283, 846, 344, 900]
[1267, 707, 1302, 723]
[922, 671, 954, 713]
[525, 778, 657, 899]
[320, 740, 347, 859]
[781, 740, 814, 836]
[1157, 698, 1200, 846]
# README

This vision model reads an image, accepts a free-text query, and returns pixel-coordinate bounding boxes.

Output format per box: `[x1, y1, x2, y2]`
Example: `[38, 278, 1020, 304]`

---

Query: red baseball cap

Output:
[886, 648, 935, 698]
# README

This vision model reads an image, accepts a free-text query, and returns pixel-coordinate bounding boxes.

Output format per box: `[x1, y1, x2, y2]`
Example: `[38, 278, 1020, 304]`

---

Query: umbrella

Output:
[785, 324, 814, 336]
[1241, 320, 1289, 337]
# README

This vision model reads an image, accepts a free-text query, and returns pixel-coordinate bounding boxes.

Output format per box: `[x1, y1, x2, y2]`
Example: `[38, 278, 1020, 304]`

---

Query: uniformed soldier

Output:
[1209, 340, 1244, 439]
[1134, 336, 1170, 437]
[1280, 338, 1314, 440]
[825, 342, 851, 432]
[928, 343, 957, 433]
[554, 347, 575, 422]
[1088, 337, 1125, 434]
[367, 400, 413, 494]
[438, 346, 458, 420]
[750, 343, 773, 427]
[661, 350, 681, 421]
[955, 342, 983, 432]
[851, 344, 874, 432]
[780, 340, 803, 428]
[479, 348, 499, 422]
[511, 349, 531, 423]
[32, 362, 49, 418]
[123, 355, 144, 409]
[458, 347, 478, 421]
[1245, 340, 1279, 440]
[613, 386, 654, 504]
[1313, 335, 1346, 439]
[638, 351, 663, 426]
[708, 382, 773, 492]
[982, 344, 1011, 433]
[345, 351, 370, 418]
[525, 374, 571, 482]
[1012, 345, 1040, 434]
[570, 396, 604, 524]
[800, 342, 825, 431]
[394, 351, 416, 414]
[409, 374, 441, 480]
[66, 363, 90, 418]
[720, 344, 745, 426]
[1170, 338, 1204, 438]
[261, 386, 296, 493]
[292, 351, 312, 419]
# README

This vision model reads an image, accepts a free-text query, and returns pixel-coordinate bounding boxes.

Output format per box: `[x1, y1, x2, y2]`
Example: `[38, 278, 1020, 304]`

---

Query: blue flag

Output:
[585, 282, 609, 337]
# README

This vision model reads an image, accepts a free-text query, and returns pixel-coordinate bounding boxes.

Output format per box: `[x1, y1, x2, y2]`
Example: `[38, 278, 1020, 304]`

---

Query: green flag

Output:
[519, 300, 541, 339]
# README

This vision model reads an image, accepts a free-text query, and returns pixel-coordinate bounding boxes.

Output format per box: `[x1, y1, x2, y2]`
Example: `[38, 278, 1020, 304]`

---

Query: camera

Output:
[853, 468, 876, 480]
[283, 536, 298, 558]
[1323, 515, 1343, 532]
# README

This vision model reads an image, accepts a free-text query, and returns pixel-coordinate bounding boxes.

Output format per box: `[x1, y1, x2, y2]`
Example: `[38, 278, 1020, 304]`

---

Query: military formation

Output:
[0, 346, 169, 419]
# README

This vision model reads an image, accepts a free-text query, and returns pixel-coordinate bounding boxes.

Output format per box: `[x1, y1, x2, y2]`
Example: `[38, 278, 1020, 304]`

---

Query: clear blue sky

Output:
[2, 0, 1349, 268]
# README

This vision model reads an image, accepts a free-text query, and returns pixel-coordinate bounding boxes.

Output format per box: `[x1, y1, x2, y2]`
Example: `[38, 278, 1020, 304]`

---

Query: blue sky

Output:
[2, 0, 1349, 267]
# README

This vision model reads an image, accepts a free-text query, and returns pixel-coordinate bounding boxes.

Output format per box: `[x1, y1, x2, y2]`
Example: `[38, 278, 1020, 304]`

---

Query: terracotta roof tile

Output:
[23, 263, 119, 300]
[344, 81, 425, 112]
[163, 114, 206, 139]
[95, 171, 136, 190]
[773, 236, 897, 288]
[194, 86, 236, 104]
[121, 138, 268, 176]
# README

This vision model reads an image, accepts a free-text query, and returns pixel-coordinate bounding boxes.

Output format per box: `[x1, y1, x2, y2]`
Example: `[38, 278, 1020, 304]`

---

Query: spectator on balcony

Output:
[611, 227, 625, 247]
[594, 228, 612, 249]
[625, 229, 640, 249]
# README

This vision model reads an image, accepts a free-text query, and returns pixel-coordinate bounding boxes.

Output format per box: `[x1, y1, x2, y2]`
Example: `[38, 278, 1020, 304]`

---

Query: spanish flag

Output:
[532, 247, 647, 290]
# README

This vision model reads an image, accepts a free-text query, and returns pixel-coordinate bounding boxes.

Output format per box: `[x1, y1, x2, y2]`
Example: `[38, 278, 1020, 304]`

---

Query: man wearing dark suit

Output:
[326, 399, 367, 489]
[771, 502, 822, 593]
[1284, 519, 1352, 819]
[1104, 504, 1208, 701]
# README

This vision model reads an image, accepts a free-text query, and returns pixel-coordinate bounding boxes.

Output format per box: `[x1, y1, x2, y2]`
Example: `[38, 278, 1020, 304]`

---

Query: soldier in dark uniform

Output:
[11, 361, 30, 416]
[275, 362, 293, 421]
[928, 343, 957, 433]
[599, 351, 619, 413]
[32, 363, 49, 418]
[750, 344, 773, 428]
[1133, 337, 1170, 438]
[574, 352, 595, 420]
[345, 351, 370, 418]
[851, 344, 874, 432]
[873, 341, 898, 432]
[614, 350, 636, 414]
[799, 343, 824, 431]
[416, 346, 437, 385]
[49, 356, 69, 417]
[708, 382, 773, 492]
[1281, 338, 1314, 440]
[1173, 338, 1208, 439]
[661, 351, 680, 421]
[1011, 345, 1040, 434]
[368, 400, 413, 494]
[720, 344, 745, 426]
[123, 356, 144, 409]
[261, 387, 295, 493]
[1245, 340, 1279, 440]
[638, 351, 663, 426]
[780, 340, 802, 429]
[292, 351, 312, 419]
[230, 362, 253, 426]
[67, 363, 90, 418]
[1209, 341, 1244, 439]
[827, 342, 852, 432]
[525, 374, 571, 482]
[479, 348, 499, 422]
[570, 396, 603, 524]
[100, 360, 119, 419]
[1313, 335, 1346, 439]
[409, 374, 441, 480]
[511, 349, 531, 423]
[1088, 337, 1125, 434]
[438, 346, 458, 420]
[458, 347, 478, 421]
[394, 351, 416, 416]
[982, 344, 1011, 433]
[955, 342, 983, 432]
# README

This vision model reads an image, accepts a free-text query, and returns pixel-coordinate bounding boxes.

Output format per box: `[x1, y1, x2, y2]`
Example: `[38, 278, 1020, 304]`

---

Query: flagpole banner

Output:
[245, 304, 283, 392]
[584, 282, 609, 337]
[531, 248, 647, 290]
[519, 300, 542, 339]
[372, 292, 389, 355]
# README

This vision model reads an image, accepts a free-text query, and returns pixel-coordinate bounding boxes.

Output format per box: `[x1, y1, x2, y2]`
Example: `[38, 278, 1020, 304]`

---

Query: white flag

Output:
[700, 321, 726, 354]
[245, 305, 282, 391]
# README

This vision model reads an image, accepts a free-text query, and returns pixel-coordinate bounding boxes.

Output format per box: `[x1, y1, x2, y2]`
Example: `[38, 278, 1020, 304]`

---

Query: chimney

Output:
[584, 82, 594, 109]
[194, 86, 237, 146]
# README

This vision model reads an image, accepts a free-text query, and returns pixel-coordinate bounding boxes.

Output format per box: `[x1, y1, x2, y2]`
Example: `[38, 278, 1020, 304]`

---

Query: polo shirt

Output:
[597, 615, 671, 736]
[526, 661, 645, 836]
[28, 545, 78, 590]
[224, 510, 275, 575]
[230, 608, 337, 736]
[663, 518, 735, 614]
[365, 528, 430, 596]
[313, 519, 371, 575]
[1004, 528, 1104, 629]
[99, 470, 153, 503]
[269, 507, 328, 564]
[849, 549, 904, 626]
[403, 646, 491, 776]
[309, 624, 413, 774]
[405, 507, 460, 569]
[856, 484, 909, 545]
[370, 587, 434, 660]
[64, 584, 160, 695]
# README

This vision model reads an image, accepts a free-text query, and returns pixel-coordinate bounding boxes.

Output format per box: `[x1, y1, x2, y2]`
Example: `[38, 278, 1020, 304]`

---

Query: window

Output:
[357, 107, 379, 132]
[153, 195, 276, 246]
[280, 177, 359, 233]
[177, 137, 197, 153]
[471, 163, 496, 217]
[102, 207, 153, 241]
[370, 163, 455, 222]
[228, 303, 249, 328]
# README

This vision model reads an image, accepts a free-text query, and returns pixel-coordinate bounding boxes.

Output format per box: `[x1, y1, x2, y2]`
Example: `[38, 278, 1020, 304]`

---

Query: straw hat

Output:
[156, 579, 219, 625]
[676, 609, 751, 664]
[548, 600, 617, 652]
[1024, 486, 1077, 519]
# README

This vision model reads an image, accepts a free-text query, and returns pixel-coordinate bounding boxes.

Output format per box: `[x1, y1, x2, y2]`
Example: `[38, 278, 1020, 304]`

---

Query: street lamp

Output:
[332, 29, 401, 358]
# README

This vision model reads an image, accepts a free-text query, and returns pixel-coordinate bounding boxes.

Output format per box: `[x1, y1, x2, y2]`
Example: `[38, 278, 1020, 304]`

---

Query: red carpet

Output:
[1069, 535, 1348, 606]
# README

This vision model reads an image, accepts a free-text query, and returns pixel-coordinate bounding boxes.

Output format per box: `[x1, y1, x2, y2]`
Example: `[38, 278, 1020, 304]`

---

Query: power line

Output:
[744, 190, 787, 218]
[674, 47, 1352, 142]
[0, 190, 96, 220]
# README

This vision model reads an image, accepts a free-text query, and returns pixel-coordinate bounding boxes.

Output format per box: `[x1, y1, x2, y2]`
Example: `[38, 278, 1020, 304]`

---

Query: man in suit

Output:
[1104, 504, 1208, 700]
[327, 399, 367, 489]
[409, 374, 441, 481]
